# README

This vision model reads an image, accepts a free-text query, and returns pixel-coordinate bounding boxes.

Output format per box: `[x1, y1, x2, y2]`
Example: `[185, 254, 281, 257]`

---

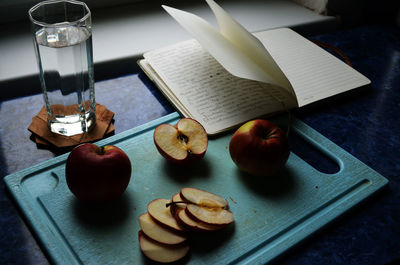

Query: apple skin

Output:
[65, 143, 132, 203]
[229, 119, 289, 177]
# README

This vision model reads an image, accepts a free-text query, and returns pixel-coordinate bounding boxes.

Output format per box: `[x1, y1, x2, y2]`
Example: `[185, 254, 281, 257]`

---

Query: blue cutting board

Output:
[4, 112, 388, 264]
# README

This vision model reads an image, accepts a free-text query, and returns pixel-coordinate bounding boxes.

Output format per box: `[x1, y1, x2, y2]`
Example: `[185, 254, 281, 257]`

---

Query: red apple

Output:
[65, 143, 132, 203]
[153, 118, 208, 164]
[229, 119, 289, 177]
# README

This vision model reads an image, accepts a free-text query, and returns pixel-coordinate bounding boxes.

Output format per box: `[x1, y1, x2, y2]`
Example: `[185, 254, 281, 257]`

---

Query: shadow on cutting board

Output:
[237, 167, 298, 199]
[72, 192, 132, 228]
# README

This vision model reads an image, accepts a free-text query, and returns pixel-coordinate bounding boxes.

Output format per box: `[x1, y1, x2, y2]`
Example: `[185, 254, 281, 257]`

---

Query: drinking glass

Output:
[29, 0, 96, 136]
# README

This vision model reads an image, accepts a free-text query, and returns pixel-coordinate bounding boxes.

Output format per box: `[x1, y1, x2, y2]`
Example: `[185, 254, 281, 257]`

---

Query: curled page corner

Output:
[162, 3, 292, 92]
[205, 0, 292, 91]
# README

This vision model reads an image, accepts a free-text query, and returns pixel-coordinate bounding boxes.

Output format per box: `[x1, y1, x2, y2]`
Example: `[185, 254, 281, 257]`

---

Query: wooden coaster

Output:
[28, 103, 115, 150]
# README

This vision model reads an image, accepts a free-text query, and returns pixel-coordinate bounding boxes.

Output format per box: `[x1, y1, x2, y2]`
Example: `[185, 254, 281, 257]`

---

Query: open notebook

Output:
[139, 0, 370, 135]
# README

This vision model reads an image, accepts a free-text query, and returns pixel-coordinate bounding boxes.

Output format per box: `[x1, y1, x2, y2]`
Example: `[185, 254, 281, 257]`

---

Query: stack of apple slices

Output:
[138, 187, 234, 263]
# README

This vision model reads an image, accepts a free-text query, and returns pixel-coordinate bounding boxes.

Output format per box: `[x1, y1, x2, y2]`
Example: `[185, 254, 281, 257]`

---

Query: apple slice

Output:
[186, 204, 234, 226]
[139, 213, 187, 245]
[176, 207, 224, 232]
[180, 187, 228, 208]
[138, 230, 189, 263]
[148, 198, 185, 232]
[170, 193, 187, 216]
[153, 118, 208, 164]
[169, 193, 223, 231]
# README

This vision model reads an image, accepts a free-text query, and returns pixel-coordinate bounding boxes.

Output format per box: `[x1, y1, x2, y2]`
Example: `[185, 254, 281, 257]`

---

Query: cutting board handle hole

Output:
[289, 130, 340, 174]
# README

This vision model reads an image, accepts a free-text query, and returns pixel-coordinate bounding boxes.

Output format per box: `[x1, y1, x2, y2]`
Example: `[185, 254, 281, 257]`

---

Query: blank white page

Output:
[255, 28, 371, 107]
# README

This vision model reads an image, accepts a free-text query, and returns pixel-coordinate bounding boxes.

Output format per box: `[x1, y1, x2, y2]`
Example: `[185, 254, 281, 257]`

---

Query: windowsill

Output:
[0, 0, 337, 100]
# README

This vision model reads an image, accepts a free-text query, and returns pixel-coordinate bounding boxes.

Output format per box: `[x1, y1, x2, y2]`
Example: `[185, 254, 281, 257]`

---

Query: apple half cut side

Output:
[176, 208, 225, 232]
[139, 212, 187, 245]
[138, 230, 190, 263]
[153, 118, 208, 164]
[186, 204, 234, 226]
[180, 187, 228, 208]
[148, 198, 185, 232]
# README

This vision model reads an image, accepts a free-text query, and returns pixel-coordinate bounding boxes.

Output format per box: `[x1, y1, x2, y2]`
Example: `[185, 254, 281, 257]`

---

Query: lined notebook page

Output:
[144, 39, 295, 135]
[255, 28, 371, 107]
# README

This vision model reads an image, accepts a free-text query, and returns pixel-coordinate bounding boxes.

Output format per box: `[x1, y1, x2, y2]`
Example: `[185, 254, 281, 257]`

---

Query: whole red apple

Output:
[65, 143, 132, 203]
[153, 118, 208, 165]
[229, 119, 289, 176]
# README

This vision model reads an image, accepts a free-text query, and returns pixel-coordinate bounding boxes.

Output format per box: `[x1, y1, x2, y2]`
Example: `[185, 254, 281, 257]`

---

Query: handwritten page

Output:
[144, 40, 296, 135]
[163, 0, 370, 108]
[254, 28, 371, 106]
[141, 0, 371, 134]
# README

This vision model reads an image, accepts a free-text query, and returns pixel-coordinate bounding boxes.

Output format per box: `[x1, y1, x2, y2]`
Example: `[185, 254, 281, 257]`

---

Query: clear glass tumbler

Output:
[29, 0, 96, 136]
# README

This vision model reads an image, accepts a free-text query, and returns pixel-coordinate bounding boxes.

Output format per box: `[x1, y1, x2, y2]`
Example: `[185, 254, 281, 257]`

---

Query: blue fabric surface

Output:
[287, 24, 400, 265]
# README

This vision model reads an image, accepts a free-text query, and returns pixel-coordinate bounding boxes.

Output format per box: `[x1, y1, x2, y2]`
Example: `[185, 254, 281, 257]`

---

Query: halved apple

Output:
[148, 198, 185, 232]
[180, 187, 228, 208]
[138, 230, 189, 263]
[139, 212, 187, 245]
[153, 118, 208, 164]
